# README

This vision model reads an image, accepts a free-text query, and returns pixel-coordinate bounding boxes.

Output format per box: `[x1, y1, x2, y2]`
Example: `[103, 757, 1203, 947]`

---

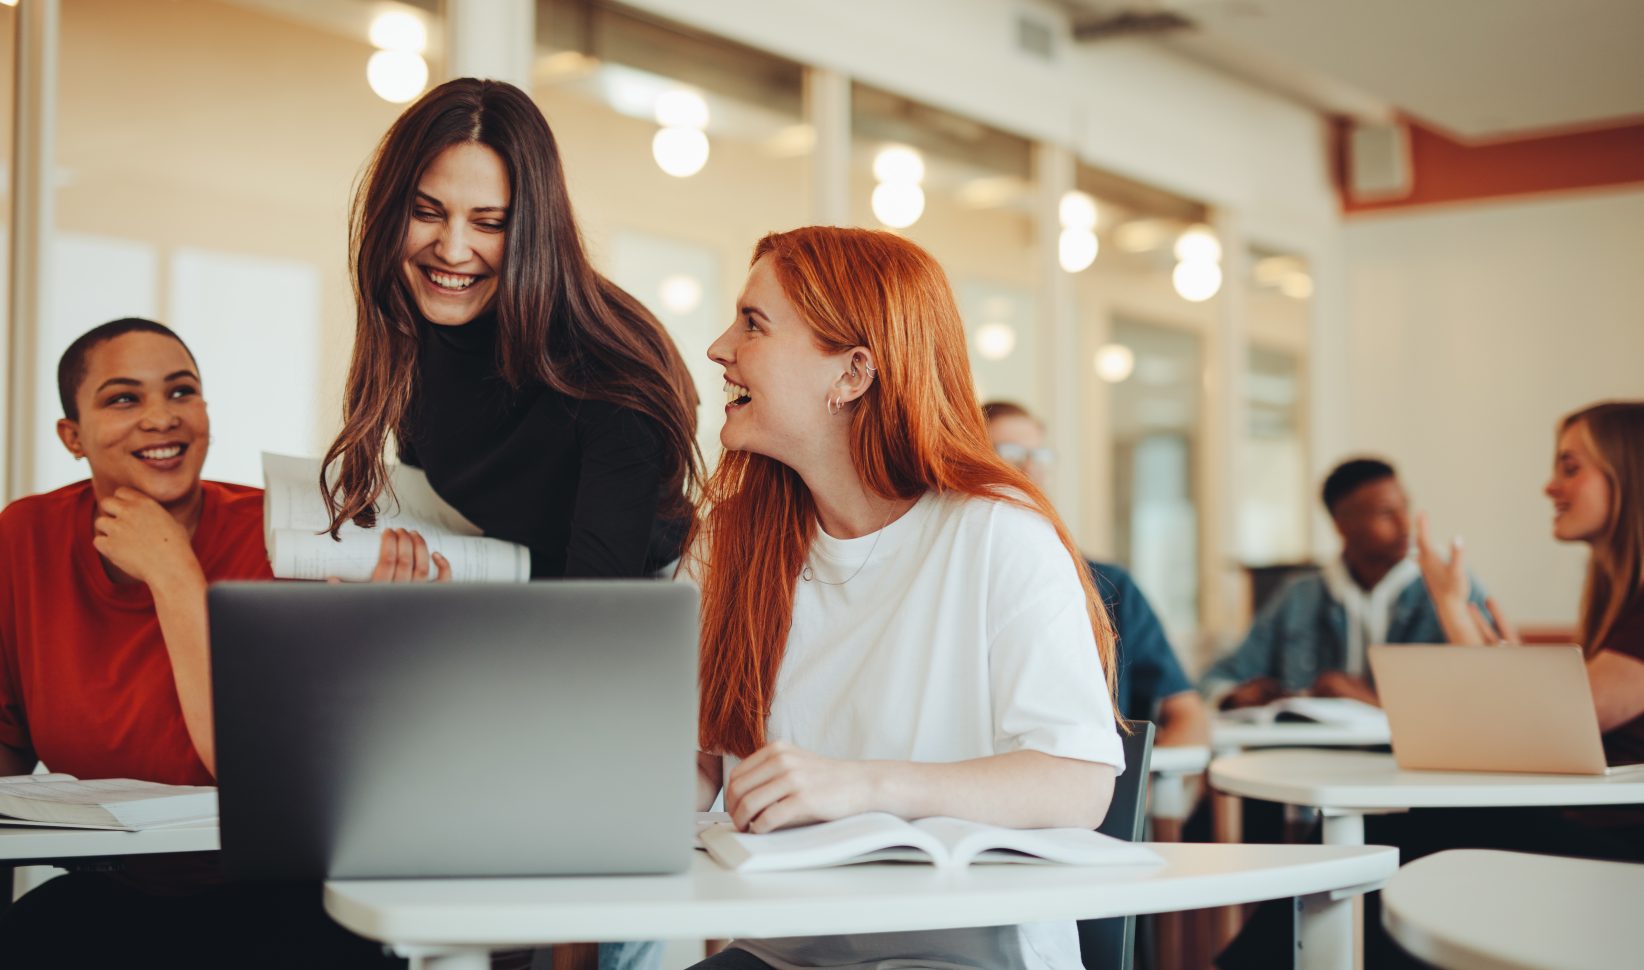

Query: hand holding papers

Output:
[262, 453, 529, 582]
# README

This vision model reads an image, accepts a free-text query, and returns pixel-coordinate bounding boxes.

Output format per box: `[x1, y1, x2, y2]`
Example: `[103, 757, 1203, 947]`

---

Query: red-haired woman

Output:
[687, 227, 1125, 970]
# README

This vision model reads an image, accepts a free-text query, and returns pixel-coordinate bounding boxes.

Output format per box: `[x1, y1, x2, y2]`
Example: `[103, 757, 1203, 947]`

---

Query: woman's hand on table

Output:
[724, 741, 876, 833]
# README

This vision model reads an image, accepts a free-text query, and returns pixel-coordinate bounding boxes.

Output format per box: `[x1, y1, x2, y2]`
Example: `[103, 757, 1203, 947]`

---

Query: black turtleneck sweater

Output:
[398, 312, 686, 579]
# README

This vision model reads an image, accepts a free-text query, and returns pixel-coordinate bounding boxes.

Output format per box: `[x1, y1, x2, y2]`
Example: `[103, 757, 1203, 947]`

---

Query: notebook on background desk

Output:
[209, 581, 699, 880]
[1369, 644, 1644, 777]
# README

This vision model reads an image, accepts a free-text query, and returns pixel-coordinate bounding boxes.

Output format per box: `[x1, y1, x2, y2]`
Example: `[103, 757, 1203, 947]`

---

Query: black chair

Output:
[1078, 719, 1155, 970]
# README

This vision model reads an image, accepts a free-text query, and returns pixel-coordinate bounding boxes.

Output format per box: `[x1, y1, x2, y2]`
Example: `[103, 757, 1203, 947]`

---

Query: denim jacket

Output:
[1199, 566, 1488, 696]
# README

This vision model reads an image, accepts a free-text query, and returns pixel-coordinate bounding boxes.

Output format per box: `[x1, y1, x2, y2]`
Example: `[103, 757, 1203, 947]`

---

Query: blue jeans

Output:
[598, 941, 661, 970]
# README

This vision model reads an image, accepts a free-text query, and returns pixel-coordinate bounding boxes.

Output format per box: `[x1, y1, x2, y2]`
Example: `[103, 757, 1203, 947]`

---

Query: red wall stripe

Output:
[1335, 116, 1644, 214]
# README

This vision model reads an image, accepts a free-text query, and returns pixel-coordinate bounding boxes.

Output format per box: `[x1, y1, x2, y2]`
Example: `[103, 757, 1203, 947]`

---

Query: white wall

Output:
[1342, 188, 1644, 627]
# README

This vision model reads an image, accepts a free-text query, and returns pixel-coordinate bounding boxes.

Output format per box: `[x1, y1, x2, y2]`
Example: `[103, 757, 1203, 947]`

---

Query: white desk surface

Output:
[1211, 718, 1391, 751]
[0, 821, 218, 862]
[1149, 745, 1211, 775]
[324, 842, 1394, 947]
[1210, 750, 1644, 811]
[1382, 850, 1642, 970]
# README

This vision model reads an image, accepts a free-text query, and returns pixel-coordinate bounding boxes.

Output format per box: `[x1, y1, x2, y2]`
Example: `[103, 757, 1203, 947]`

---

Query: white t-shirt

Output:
[724, 490, 1124, 970]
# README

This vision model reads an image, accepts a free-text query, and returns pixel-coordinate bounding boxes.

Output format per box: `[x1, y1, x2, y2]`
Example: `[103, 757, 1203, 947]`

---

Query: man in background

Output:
[1200, 457, 1489, 709]
[983, 401, 1209, 748]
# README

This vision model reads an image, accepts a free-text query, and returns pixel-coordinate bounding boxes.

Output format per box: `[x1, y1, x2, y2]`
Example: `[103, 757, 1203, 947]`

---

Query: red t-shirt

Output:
[0, 480, 273, 784]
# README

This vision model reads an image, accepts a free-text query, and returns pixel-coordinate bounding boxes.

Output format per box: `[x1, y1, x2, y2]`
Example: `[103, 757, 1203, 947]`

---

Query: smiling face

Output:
[400, 142, 510, 327]
[1331, 476, 1412, 571]
[706, 256, 853, 466]
[1546, 421, 1613, 544]
[56, 331, 209, 508]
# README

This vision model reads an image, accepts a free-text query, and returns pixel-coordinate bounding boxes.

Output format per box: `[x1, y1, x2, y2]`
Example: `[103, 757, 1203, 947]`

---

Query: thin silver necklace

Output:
[801, 504, 898, 585]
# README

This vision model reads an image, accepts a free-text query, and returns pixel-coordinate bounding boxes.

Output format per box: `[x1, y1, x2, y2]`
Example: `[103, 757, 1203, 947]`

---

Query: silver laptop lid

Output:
[210, 581, 698, 880]
[1369, 644, 1608, 775]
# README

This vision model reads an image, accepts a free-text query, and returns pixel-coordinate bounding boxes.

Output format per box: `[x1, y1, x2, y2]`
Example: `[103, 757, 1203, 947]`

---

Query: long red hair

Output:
[688, 227, 1118, 757]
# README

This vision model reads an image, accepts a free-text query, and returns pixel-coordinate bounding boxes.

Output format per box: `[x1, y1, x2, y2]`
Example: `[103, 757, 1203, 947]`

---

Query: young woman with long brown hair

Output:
[687, 227, 1125, 970]
[321, 78, 699, 579]
[1418, 400, 1644, 767]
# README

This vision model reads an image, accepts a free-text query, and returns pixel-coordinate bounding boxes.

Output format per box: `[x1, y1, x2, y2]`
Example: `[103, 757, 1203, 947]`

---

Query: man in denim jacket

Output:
[1201, 458, 1489, 710]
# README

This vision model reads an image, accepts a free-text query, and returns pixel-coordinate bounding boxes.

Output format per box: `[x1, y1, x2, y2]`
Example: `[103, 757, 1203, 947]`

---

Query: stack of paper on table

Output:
[700, 812, 1164, 872]
[1219, 696, 1389, 728]
[262, 452, 530, 583]
[0, 774, 217, 831]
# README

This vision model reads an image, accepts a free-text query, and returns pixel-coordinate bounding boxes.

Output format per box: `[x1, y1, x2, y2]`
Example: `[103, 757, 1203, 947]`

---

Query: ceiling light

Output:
[652, 126, 710, 178]
[1253, 255, 1303, 286]
[763, 124, 816, 159]
[957, 176, 1025, 209]
[1279, 272, 1314, 300]
[658, 274, 703, 314]
[1058, 191, 1098, 232]
[1114, 219, 1167, 254]
[974, 323, 1017, 361]
[871, 182, 925, 229]
[872, 145, 925, 185]
[1058, 228, 1098, 273]
[1094, 344, 1136, 383]
[369, 10, 427, 53]
[366, 50, 429, 104]
[1172, 260, 1223, 302]
[1173, 224, 1222, 264]
[654, 89, 709, 130]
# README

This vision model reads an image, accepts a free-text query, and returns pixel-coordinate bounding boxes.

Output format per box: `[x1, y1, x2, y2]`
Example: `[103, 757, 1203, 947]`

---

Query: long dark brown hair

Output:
[322, 78, 700, 534]
[686, 228, 1118, 757]
[1561, 402, 1644, 654]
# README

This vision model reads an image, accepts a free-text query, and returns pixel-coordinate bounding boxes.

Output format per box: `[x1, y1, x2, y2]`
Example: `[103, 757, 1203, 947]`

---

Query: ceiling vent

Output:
[1016, 13, 1058, 60]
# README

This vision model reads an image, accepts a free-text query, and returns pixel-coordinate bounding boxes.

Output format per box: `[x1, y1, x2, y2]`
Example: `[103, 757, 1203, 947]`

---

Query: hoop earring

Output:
[827, 396, 843, 416]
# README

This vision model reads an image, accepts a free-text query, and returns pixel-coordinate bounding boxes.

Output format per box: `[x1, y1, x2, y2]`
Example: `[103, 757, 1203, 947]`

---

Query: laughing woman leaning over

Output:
[687, 228, 1125, 970]
[321, 78, 699, 579]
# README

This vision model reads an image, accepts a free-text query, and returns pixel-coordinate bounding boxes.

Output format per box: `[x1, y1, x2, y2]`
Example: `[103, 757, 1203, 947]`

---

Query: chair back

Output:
[1079, 720, 1155, 970]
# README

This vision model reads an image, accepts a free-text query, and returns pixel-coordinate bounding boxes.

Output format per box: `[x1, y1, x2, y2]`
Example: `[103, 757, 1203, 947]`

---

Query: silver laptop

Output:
[209, 581, 699, 880]
[1369, 644, 1644, 776]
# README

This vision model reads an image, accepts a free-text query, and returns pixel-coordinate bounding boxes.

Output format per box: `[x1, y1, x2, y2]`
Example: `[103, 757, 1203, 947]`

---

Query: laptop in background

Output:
[209, 581, 699, 880]
[1369, 644, 1644, 776]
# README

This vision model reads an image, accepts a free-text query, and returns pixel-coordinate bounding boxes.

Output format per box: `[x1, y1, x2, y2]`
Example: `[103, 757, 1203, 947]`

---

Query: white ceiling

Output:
[1064, 0, 1644, 139]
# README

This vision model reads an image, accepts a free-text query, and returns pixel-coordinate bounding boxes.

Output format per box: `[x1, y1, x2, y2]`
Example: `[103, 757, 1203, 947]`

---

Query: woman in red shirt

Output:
[0, 318, 405, 969]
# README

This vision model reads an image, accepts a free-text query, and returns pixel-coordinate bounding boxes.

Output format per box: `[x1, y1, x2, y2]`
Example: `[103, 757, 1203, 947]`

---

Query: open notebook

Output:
[0, 774, 217, 831]
[700, 812, 1164, 872]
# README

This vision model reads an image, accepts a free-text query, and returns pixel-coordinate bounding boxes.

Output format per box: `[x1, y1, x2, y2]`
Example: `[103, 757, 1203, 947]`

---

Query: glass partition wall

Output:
[847, 84, 1043, 414]
[1071, 165, 1221, 651]
[5, 0, 1312, 649]
[33, 0, 445, 492]
[534, 0, 809, 462]
[1241, 246, 1314, 567]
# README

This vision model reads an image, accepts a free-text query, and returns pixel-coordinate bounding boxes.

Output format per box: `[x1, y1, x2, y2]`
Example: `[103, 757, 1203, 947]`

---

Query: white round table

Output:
[1382, 849, 1642, 970]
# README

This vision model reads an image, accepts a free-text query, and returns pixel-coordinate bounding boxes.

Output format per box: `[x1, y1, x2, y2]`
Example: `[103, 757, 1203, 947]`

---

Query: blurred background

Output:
[2, 0, 1641, 668]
